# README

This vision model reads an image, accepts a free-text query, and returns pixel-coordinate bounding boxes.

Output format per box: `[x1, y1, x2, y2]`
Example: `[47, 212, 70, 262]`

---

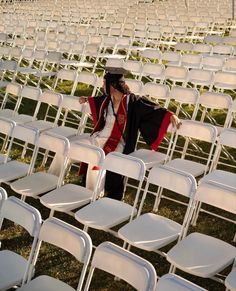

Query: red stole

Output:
[103, 95, 127, 155]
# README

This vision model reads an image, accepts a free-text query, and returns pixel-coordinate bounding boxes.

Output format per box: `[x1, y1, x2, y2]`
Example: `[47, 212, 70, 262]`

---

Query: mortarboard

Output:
[104, 67, 129, 83]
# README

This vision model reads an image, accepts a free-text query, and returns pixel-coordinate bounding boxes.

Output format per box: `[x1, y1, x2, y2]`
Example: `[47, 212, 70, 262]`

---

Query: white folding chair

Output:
[17, 217, 92, 291]
[40, 141, 105, 217]
[0, 186, 7, 213]
[125, 78, 143, 95]
[181, 53, 202, 69]
[161, 51, 182, 67]
[0, 82, 22, 116]
[169, 86, 199, 119]
[118, 165, 197, 254]
[0, 118, 15, 163]
[213, 71, 236, 92]
[141, 82, 170, 108]
[0, 124, 39, 184]
[139, 63, 165, 83]
[192, 91, 232, 133]
[164, 66, 188, 87]
[53, 68, 78, 96]
[163, 120, 218, 178]
[0, 196, 41, 290]
[187, 68, 214, 90]
[167, 180, 236, 283]
[10, 131, 70, 200]
[223, 57, 236, 73]
[84, 241, 157, 291]
[202, 55, 225, 71]
[75, 152, 146, 235]
[156, 273, 207, 291]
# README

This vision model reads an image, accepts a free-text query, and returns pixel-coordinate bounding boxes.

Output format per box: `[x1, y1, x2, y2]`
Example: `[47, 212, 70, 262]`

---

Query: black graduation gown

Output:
[87, 94, 173, 200]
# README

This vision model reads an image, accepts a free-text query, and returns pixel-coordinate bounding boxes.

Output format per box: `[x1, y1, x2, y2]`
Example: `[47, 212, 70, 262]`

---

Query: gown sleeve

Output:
[137, 97, 173, 151]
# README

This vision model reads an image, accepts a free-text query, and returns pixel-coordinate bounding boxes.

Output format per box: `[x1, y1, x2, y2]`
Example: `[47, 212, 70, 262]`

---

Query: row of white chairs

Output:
[1, 191, 219, 291]
[0, 123, 235, 290]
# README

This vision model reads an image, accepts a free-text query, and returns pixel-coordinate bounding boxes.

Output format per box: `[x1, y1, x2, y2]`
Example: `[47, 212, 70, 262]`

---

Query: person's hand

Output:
[79, 96, 88, 104]
[170, 114, 182, 129]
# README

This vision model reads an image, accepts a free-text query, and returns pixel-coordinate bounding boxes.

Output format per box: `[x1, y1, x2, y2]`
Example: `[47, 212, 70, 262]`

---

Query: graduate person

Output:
[49, 67, 181, 200]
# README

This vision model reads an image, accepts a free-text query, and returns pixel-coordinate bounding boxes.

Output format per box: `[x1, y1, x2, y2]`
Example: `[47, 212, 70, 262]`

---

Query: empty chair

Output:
[200, 128, 236, 191]
[174, 42, 194, 53]
[156, 273, 207, 291]
[17, 217, 92, 291]
[0, 124, 39, 184]
[118, 165, 197, 254]
[40, 141, 105, 216]
[140, 63, 165, 82]
[84, 241, 157, 291]
[53, 68, 78, 96]
[167, 180, 236, 282]
[187, 69, 214, 90]
[161, 51, 181, 66]
[164, 66, 188, 87]
[202, 55, 224, 71]
[75, 152, 146, 235]
[0, 196, 41, 290]
[0, 117, 15, 163]
[0, 82, 22, 117]
[169, 86, 199, 119]
[223, 57, 236, 73]
[141, 82, 170, 107]
[164, 120, 218, 178]
[125, 78, 143, 95]
[192, 43, 212, 55]
[10, 131, 70, 200]
[213, 71, 236, 92]
[192, 91, 232, 132]
[124, 60, 143, 79]
[211, 44, 233, 57]
[181, 54, 202, 69]
[140, 48, 162, 63]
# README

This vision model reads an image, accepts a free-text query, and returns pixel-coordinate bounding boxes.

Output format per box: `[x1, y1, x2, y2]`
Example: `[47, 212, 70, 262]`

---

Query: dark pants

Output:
[105, 171, 124, 201]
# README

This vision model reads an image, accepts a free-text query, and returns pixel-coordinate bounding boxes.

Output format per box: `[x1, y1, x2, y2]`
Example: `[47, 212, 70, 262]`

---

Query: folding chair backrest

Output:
[88, 241, 157, 291]
[21, 85, 42, 101]
[36, 131, 70, 155]
[39, 90, 63, 107]
[5, 82, 22, 97]
[102, 152, 146, 181]
[38, 217, 92, 263]
[125, 79, 143, 95]
[175, 120, 217, 143]
[0, 118, 15, 136]
[198, 91, 232, 110]
[141, 82, 170, 105]
[170, 86, 199, 105]
[77, 71, 97, 86]
[68, 141, 105, 166]
[196, 182, 236, 214]
[11, 124, 39, 144]
[218, 128, 236, 148]
[0, 196, 41, 236]
[148, 165, 197, 198]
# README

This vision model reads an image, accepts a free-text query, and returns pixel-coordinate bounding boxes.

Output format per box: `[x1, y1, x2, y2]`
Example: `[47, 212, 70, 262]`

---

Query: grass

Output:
[0, 65, 236, 291]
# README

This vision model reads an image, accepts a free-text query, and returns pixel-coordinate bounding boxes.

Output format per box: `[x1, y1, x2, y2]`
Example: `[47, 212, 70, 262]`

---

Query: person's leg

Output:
[105, 171, 124, 201]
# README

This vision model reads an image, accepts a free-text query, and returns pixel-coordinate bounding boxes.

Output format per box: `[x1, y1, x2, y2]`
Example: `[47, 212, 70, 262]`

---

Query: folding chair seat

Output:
[166, 181, 236, 281]
[164, 66, 188, 87]
[192, 91, 232, 133]
[40, 141, 105, 216]
[139, 63, 165, 83]
[10, 131, 70, 200]
[187, 68, 214, 90]
[118, 165, 197, 252]
[181, 53, 202, 69]
[203, 35, 223, 45]
[164, 120, 218, 178]
[17, 217, 92, 291]
[223, 57, 236, 73]
[75, 152, 146, 234]
[225, 268, 236, 291]
[202, 55, 225, 71]
[213, 71, 236, 92]
[0, 196, 41, 290]
[84, 241, 157, 291]
[156, 273, 207, 291]
[0, 124, 39, 184]
[169, 86, 199, 119]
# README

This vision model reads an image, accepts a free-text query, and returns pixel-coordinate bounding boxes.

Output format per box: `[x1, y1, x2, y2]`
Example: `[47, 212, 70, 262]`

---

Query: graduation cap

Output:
[104, 67, 129, 84]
